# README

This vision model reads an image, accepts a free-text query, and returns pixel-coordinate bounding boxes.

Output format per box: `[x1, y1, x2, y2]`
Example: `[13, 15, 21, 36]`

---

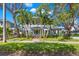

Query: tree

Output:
[39, 4, 50, 23]
[6, 3, 24, 37]
[3, 3, 6, 42]
[53, 3, 79, 37]
[14, 9, 33, 37]
[68, 3, 79, 26]
[36, 4, 50, 37]
[58, 12, 72, 37]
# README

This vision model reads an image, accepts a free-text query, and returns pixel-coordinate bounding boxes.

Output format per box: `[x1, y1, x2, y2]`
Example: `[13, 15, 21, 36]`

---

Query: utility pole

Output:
[3, 3, 6, 42]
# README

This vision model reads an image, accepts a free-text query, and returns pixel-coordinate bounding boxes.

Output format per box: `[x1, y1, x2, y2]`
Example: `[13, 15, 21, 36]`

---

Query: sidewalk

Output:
[6, 40, 79, 44]
[72, 37, 79, 39]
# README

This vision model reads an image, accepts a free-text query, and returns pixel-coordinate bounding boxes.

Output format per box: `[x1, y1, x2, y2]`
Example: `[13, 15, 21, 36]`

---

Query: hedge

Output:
[0, 43, 76, 53]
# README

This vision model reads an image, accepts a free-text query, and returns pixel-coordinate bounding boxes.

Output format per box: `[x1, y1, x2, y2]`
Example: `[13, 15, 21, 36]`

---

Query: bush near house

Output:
[0, 43, 77, 56]
[0, 27, 2, 34]
[72, 34, 79, 37]
[0, 27, 12, 35]
[6, 28, 12, 35]
[0, 27, 12, 40]
[0, 27, 3, 40]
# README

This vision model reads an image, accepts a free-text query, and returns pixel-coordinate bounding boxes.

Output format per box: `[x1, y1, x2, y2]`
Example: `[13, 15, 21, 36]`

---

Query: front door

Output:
[34, 29, 40, 37]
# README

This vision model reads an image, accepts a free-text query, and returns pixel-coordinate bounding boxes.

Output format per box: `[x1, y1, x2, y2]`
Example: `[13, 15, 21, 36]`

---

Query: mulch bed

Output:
[0, 51, 77, 56]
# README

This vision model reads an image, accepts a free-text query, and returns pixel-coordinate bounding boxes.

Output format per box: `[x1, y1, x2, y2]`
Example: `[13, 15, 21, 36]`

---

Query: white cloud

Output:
[25, 3, 32, 7]
[30, 8, 36, 13]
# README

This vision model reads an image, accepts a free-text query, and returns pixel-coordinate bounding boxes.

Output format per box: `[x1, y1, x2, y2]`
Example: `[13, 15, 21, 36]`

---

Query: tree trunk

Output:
[64, 23, 72, 37]
[49, 25, 51, 36]
[3, 3, 6, 42]
[25, 24, 28, 37]
[13, 16, 20, 37]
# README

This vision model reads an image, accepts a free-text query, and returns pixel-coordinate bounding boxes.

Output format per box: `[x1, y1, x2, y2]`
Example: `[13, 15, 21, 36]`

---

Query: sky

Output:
[0, 7, 3, 19]
[0, 3, 79, 25]
[0, 3, 41, 23]
[6, 3, 41, 23]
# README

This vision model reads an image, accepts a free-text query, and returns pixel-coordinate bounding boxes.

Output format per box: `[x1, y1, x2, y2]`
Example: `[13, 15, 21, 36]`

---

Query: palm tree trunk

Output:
[49, 25, 51, 35]
[43, 23, 45, 37]
[64, 23, 71, 37]
[13, 16, 20, 37]
[3, 3, 6, 42]
[25, 24, 28, 37]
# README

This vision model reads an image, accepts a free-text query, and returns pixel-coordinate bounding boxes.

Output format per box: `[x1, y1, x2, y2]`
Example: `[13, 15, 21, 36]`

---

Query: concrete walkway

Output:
[1, 37, 79, 44]
[72, 37, 79, 39]
[6, 40, 79, 44]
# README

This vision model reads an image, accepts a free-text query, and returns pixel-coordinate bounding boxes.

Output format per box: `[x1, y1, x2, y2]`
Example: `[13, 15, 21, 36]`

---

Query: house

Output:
[18, 16, 65, 37]
[23, 24, 65, 37]
[0, 19, 14, 29]
[71, 24, 79, 34]
[0, 19, 14, 30]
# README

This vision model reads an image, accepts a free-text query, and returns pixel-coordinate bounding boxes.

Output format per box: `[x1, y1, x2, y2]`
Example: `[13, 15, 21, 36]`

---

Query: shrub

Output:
[0, 27, 2, 34]
[0, 43, 76, 55]
[6, 28, 12, 35]
[0, 27, 12, 35]
[72, 34, 79, 37]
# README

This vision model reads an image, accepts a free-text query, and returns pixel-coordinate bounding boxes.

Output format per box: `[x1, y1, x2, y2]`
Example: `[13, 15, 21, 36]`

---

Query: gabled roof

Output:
[0, 19, 14, 28]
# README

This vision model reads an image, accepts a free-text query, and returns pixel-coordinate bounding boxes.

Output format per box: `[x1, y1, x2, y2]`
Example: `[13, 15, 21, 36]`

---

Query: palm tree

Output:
[52, 4, 72, 37]
[6, 3, 23, 37]
[14, 10, 25, 37]
[36, 4, 50, 37]
[3, 3, 6, 42]
[59, 3, 79, 37]
[14, 9, 33, 37]
[37, 4, 50, 24]
[0, 3, 6, 42]
[58, 11, 72, 36]
[69, 3, 79, 26]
